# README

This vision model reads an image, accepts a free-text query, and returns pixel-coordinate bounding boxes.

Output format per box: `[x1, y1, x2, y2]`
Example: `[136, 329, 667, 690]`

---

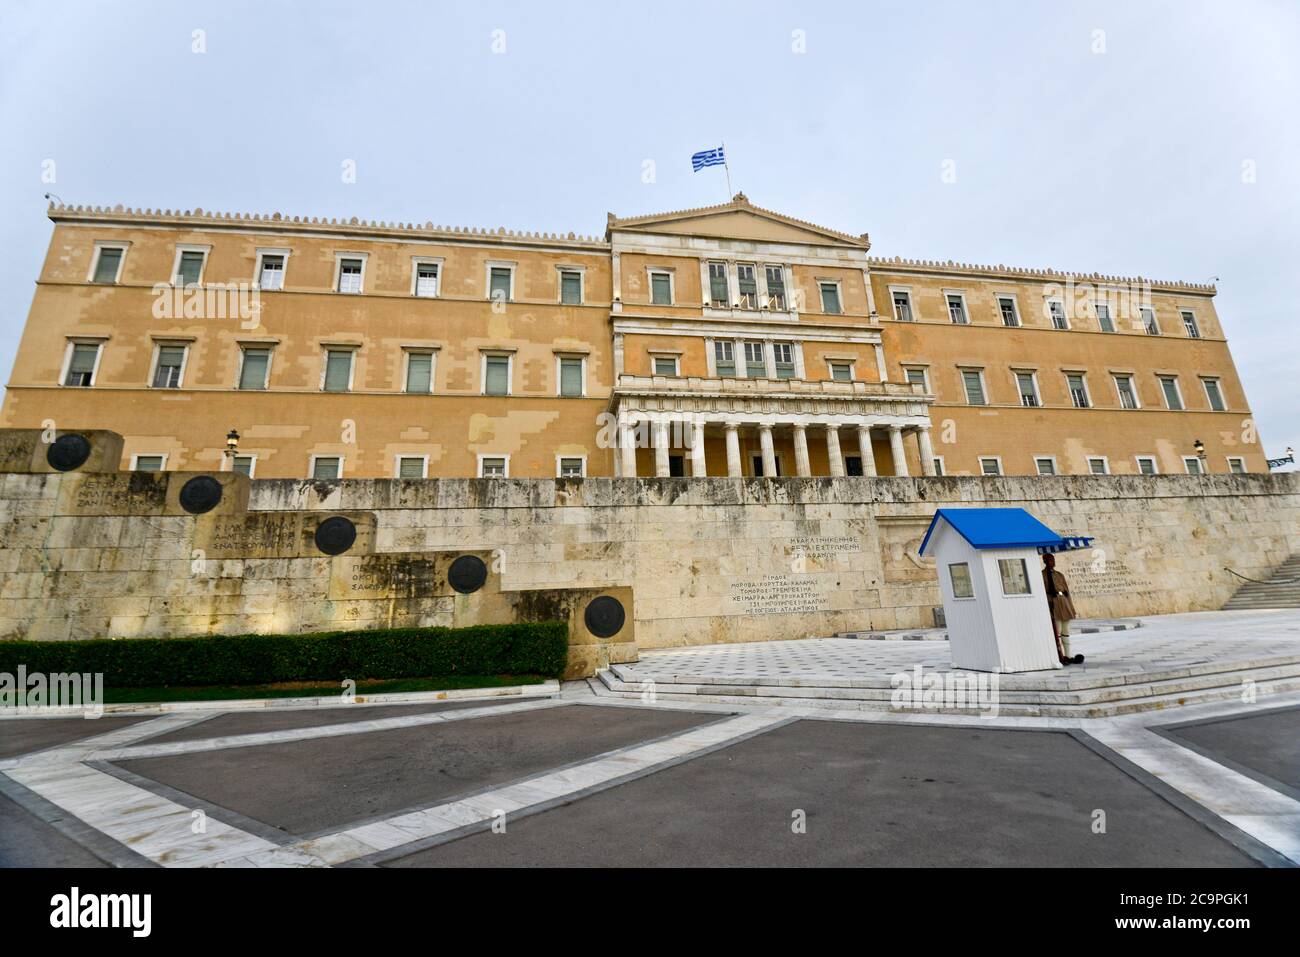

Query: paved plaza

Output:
[2, 611, 1299, 868]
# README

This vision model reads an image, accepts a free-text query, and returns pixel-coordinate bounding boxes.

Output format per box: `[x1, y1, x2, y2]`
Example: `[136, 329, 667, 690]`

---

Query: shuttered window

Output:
[1067, 373, 1090, 408]
[323, 350, 353, 392]
[489, 267, 512, 302]
[64, 343, 100, 387]
[559, 357, 583, 397]
[92, 248, 123, 283]
[484, 355, 510, 395]
[312, 457, 342, 480]
[152, 346, 186, 388]
[560, 270, 582, 305]
[650, 272, 672, 305]
[176, 251, 205, 286]
[708, 262, 729, 306]
[1160, 376, 1183, 410]
[764, 266, 786, 309]
[962, 370, 986, 405]
[397, 457, 425, 479]
[1015, 372, 1038, 407]
[415, 263, 439, 297]
[238, 349, 270, 390]
[405, 353, 433, 394]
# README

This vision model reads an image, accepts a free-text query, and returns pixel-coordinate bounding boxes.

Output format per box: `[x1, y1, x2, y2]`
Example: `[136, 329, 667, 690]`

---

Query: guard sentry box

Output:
[920, 508, 1093, 673]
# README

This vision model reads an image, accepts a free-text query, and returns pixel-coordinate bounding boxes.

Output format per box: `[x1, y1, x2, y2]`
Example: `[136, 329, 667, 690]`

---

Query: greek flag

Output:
[691, 146, 726, 172]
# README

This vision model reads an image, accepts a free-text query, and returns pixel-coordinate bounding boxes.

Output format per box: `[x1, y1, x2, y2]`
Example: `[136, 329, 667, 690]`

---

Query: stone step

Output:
[593, 669, 1300, 718]
[609, 653, 1300, 694]
[1223, 552, 1300, 609]
[600, 661, 1300, 708]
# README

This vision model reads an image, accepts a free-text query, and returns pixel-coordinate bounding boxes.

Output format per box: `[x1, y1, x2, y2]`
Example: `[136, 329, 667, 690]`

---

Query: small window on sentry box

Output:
[998, 558, 1031, 595]
[948, 562, 974, 599]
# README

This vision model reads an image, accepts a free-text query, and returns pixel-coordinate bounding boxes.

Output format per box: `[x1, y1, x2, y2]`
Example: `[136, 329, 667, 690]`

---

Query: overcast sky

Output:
[2, 0, 1295, 465]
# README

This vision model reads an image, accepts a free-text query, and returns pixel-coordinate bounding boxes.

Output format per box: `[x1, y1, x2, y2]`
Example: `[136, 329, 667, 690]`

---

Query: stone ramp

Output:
[595, 613, 1300, 717]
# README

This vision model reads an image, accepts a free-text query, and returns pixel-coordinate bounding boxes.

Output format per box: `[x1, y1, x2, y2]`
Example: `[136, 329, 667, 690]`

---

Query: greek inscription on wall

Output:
[729, 574, 829, 615]
[1064, 555, 1154, 596]
[789, 535, 862, 555]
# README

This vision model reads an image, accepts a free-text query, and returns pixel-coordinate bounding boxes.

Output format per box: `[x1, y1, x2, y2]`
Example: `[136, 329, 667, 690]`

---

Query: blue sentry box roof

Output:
[919, 508, 1067, 556]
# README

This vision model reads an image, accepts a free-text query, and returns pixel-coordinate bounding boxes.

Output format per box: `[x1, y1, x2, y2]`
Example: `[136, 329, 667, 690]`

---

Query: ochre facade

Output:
[1, 196, 1264, 479]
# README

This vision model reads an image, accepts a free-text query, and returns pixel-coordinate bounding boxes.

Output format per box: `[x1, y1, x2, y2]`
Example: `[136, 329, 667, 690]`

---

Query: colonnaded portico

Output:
[610, 375, 936, 477]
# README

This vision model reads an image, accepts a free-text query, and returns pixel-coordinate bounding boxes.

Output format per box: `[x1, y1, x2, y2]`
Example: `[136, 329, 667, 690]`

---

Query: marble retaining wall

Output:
[2, 455, 1298, 652]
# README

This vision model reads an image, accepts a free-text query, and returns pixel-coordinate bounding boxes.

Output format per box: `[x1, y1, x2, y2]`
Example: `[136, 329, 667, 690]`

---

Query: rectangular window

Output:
[489, 267, 512, 303]
[1048, 301, 1069, 330]
[1136, 456, 1158, 476]
[337, 258, 363, 293]
[652, 355, 678, 376]
[396, 456, 426, 479]
[737, 264, 758, 309]
[259, 255, 285, 290]
[63, 343, 100, 387]
[1035, 457, 1056, 476]
[1181, 310, 1201, 338]
[744, 341, 766, 377]
[1088, 457, 1109, 475]
[231, 455, 256, 477]
[844, 456, 863, 476]
[405, 352, 433, 394]
[998, 296, 1019, 327]
[559, 356, 584, 396]
[560, 270, 582, 305]
[650, 271, 672, 305]
[819, 282, 842, 314]
[152, 345, 186, 389]
[670, 455, 687, 477]
[1015, 372, 1039, 407]
[962, 369, 986, 405]
[829, 361, 853, 382]
[892, 291, 913, 322]
[708, 262, 729, 306]
[238, 348, 271, 390]
[1159, 376, 1183, 410]
[773, 342, 795, 379]
[133, 455, 165, 472]
[1228, 457, 1246, 474]
[764, 266, 786, 309]
[311, 456, 342, 480]
[176, 250, 205, 287]
[91, 247, 123, 284]
[998, 558, 1031, 596]
[904, 367, 928, 390]
[948, 562, 974, 599]
[714, 340, 735, 377]
[1202, 378, 1226, 411]
[932, 457, 945, 476]
[323, 350, 354, 392]
[1095, 303, 1115, 333]
[558, 457, 585, 478]
[1114, 375, 1139, 409]
[980, 457, 1002, 476]
[1142, 307, 1160, 335]
[415, 262, 439, 298]
[479, 456, 508, 478]
[946, 294, 968, 324]
[484, 355, 511, 395]
[1184, 456, 1204, 475]
[1067, 373, 1090, 408]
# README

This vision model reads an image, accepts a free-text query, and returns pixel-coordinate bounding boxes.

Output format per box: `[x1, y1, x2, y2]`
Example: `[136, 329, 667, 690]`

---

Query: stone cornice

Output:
[868, 255, 1217, 296]
[47, 203, 609, 251]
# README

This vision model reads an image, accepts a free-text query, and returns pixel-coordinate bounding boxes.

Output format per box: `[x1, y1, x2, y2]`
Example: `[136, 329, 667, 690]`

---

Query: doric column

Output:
[759, 424, 776, 477]
[724, 423, 742, 477]
[792, 424, 811, 477]
[619, 414, 637, 477]
[917, 426, 936, 476]
[653, 419, 670, 477]
[825, 425, 845, 477]
[889, 425, 909, 477]
[690, 420, 708, 477]
[856, 425, 878, 477]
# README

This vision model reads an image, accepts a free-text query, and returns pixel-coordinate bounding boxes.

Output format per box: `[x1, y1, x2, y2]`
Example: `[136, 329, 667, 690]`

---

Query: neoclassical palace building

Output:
[1, 196, 1263, 479]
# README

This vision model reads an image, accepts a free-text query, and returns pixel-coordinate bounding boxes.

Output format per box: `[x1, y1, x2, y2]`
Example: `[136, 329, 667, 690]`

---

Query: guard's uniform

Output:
[1043, 567, 1078, 656]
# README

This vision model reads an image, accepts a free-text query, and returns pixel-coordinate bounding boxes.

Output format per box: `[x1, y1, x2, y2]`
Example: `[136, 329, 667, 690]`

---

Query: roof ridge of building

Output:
[608, 193, 869, 246]
[868, 254, 1216, 294]
[46, 202, 608, 245]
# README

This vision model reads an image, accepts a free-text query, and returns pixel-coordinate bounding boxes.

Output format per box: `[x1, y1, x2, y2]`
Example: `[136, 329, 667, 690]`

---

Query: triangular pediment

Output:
[608, 195, 868, 248]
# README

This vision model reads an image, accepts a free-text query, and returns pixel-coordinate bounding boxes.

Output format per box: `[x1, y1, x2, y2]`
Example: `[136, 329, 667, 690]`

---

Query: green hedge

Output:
[0, 622, 568, 688]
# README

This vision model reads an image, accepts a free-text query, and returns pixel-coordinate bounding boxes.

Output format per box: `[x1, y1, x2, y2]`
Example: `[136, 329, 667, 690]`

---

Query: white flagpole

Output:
[722, 140, 733, 199]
